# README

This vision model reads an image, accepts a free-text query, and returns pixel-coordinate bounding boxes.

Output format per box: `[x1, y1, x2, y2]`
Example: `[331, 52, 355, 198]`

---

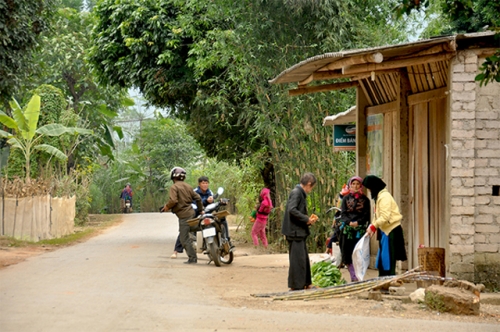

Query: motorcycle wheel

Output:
[220, 250, 233, 265]
[208, 241, 221, 267]
[219, 224, 233, 264]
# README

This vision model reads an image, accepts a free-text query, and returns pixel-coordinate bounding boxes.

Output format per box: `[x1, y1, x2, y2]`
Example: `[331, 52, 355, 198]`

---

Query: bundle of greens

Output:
[311, 261, 346, 288]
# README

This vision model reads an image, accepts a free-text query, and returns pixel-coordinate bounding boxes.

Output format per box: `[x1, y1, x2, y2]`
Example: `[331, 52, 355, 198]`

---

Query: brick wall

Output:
[450, 49, 500, 289]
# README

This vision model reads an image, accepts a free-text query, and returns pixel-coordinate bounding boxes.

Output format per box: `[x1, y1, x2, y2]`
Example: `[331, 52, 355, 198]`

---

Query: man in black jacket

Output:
[281, 172, 318, 290]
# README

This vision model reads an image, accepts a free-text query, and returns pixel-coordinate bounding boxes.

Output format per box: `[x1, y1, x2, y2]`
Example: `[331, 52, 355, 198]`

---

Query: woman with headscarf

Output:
[362, 175, 407, 276]
[339, 176, 371, 282]
[251, 187, 273, 249]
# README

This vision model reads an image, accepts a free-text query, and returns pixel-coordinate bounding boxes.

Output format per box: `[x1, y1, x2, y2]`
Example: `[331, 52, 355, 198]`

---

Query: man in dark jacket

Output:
[162, 167, 203, 264]
[281, 172, 318, 290]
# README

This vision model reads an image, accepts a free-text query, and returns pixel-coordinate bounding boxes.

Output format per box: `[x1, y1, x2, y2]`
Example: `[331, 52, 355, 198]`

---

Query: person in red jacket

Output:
[251, 187, 273, 248]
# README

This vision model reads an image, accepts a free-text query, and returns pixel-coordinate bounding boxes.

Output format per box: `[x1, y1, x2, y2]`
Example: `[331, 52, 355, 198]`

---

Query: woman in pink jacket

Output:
[251, 187, 273, 248]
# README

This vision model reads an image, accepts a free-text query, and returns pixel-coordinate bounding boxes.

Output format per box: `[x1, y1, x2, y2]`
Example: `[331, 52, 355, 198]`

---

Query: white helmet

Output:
[170, 167, 186, 181]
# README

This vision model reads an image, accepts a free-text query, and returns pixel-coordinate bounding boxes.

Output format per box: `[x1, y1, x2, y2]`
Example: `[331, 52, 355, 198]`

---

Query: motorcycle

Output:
[325, 206, 342, 267]
[188, 187, 234, 267]
[123, 199, 132, 213]
[326, 206, 342, 244]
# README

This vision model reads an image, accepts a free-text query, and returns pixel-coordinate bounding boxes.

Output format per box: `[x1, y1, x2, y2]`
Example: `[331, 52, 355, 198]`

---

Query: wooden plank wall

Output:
[408, 95, 447, 266]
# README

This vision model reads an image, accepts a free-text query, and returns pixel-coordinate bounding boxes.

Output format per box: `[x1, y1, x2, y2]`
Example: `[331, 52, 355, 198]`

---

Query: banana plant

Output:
[0, 94, 93, 182]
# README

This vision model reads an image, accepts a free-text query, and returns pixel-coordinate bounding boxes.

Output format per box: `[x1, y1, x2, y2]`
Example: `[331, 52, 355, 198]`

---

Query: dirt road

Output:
[0, 213, 498, 331]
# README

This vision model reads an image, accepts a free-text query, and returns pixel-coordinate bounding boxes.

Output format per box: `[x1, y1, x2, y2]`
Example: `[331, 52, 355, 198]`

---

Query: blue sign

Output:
[333, 125, 356, 151]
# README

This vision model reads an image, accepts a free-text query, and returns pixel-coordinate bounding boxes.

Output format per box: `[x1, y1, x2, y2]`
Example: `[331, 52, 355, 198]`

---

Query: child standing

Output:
[251, 187, 273, 248]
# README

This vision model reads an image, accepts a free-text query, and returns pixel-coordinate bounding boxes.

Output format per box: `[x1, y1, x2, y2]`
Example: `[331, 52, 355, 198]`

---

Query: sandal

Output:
[170, 252, 178, 259]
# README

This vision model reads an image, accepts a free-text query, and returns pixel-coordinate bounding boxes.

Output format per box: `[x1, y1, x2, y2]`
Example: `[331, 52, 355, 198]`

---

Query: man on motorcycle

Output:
[195, 176, 233, 249]
[120, 183, 133, 212]
[161, 167, 204, 264]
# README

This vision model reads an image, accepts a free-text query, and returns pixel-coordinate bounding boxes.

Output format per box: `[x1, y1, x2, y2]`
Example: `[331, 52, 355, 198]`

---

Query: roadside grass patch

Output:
[0, 214, 122, 248]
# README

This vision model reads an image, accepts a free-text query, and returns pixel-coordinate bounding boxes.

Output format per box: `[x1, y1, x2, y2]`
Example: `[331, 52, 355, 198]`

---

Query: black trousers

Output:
[287, 237, 311, 289]
[178, 215, 198, 261]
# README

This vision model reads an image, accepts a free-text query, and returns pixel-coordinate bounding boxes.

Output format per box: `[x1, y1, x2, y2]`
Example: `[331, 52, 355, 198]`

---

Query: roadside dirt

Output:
[1, 214, 499, 326]
[214, 219, 500, 325]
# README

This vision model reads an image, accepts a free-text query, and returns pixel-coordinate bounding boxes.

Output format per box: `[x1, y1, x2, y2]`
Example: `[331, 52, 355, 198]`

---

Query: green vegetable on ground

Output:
[311, 261, 346, 288]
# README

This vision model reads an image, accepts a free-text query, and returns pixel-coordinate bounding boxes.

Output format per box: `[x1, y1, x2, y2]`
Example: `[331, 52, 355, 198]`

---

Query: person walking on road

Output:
[281, 172, 318, 291]
[162, 167, 204, 264]
[251, 187, 273, 249]
[362, 175, 407, 276]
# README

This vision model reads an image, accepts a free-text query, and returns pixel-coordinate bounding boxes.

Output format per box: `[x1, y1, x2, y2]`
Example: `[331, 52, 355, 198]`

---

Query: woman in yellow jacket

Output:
[363, 175, 407, 276]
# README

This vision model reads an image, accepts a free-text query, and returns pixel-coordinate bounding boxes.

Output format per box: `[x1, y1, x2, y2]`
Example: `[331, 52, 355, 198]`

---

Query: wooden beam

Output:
[366, 100, 398, 115]
[298, 74, 314, 86]
[342, 53, 454, 75]
[288, 81, 359, 96]
[310, 70, 344, 81]
[321, 52, 384, 71]
[350, 69, 400, 81]
[408, 87, 448, 105]
[356, 86, 368, 178]
[392, 43, 456, 60]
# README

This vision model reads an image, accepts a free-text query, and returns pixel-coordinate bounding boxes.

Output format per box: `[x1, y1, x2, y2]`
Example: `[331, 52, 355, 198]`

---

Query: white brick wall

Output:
[449, 50, 500, 285]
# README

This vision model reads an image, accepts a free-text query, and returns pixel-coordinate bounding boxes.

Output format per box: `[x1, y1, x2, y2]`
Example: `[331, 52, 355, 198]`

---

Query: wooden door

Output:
[408, 97, 447, 267]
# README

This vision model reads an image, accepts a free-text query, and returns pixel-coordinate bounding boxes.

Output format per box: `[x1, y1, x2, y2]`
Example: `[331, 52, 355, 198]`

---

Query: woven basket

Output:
[418, 247, 445, 277]
[416, 247, 445, 288]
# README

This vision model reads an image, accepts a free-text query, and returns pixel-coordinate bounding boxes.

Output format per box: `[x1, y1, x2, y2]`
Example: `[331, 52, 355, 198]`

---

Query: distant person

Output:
[162, 167, 203, 264]
[281, 173, 318, 291]
[120, 183, 133, 212]
[363, 175, 407, 276]
[251, 187, 273, 249]
[338, 176, 371, 282]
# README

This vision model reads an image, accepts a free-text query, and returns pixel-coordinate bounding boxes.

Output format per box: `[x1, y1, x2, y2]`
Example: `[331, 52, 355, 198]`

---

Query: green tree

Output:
[396, 0, 500, 86]
[90, 116, 204, 213]
[88, 0, 412, 247]
[27, 7, 133, 163]
[0, 0, 57, 104]
[89, 0, 408, 161]
[0, 94, 92, 182]
[134, 117, 203, 187]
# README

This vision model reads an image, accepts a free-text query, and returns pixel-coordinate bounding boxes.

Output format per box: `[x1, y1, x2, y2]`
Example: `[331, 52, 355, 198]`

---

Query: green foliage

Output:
[189, 156, 263, 222]
[0, 0, 57, 104]
[52, 169, 93, 225]
[89, 0, 408, 249]
[0, 92, 92, 182]
[90, 117, 204, 214]
[61, 0, 84, 11]
[424, 291, 447, 312]
[311, 261, 346, 288]
[397, 1, 500, 88]
[441, 0, 500, 33]
[475, 50, 500, 86]
[33, 84, 66, 125]
[27, 7, 131, 163]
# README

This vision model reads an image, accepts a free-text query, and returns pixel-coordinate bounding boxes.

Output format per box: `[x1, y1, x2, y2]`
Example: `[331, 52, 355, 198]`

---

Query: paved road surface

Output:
[0, 213, 498, 331]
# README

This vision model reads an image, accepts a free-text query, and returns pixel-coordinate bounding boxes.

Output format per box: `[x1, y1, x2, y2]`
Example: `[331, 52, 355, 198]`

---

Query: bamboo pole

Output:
[259, 268, 440, 301]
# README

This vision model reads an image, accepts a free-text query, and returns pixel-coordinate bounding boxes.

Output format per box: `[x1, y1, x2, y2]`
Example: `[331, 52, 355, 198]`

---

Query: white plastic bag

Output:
[331, 243, 342, 267]
[352, 234, 370, 281]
